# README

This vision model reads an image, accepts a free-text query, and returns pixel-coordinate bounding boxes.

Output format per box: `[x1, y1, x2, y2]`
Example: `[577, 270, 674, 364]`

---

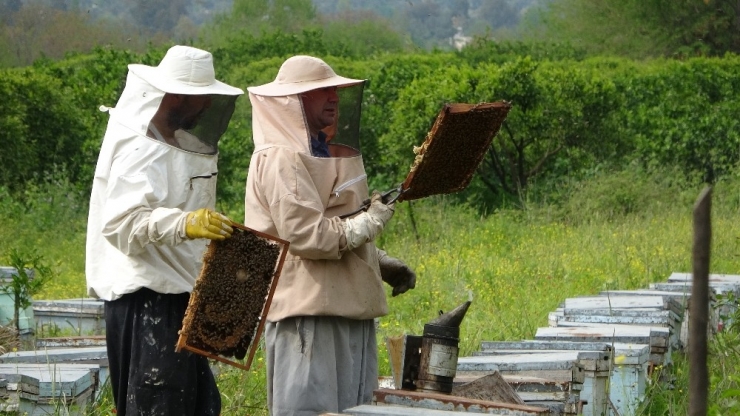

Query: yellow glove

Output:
[185, 208, 234, 240]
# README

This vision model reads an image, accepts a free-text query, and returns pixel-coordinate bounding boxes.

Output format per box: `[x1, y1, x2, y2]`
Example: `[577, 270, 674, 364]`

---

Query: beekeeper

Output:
[244, 55, 417, 415]
[86, 45, 243, 416]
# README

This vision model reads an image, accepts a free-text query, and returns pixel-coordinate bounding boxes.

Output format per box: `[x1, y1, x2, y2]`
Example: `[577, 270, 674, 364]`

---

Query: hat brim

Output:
[247, 75, 364, 97]
[129, 64, 244, 96]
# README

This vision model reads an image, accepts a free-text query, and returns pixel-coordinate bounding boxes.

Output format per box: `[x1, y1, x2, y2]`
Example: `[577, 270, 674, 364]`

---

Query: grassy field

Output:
[2, 167, 740, 415]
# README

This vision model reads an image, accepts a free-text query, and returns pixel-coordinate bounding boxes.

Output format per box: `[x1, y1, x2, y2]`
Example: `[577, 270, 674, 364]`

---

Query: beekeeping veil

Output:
[244, 57, 389, 323]
[108, 45, 243, 154]
[247, 55, 365, 156]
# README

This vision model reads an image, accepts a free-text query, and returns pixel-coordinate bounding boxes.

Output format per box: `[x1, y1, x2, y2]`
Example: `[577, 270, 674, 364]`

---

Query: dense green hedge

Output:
[0, 70, 90, 191]
[613, 57, 740, 182]
[3, 39, 740, 211]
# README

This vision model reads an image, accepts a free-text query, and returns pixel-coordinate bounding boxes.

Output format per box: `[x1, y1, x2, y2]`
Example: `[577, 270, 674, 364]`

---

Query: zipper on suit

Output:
[332, 174, 367, 198]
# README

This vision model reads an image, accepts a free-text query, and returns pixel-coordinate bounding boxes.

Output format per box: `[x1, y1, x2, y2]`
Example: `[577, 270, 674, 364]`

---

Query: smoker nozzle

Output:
[427, 300, 471, 328]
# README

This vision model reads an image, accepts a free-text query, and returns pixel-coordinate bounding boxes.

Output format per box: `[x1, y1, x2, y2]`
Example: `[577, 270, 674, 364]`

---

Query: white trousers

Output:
[265, 316, 378, 416]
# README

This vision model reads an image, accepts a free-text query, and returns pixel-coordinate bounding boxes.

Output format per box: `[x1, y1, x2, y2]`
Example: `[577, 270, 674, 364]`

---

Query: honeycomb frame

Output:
[176, 223, 289, 371]
[398, 101, 511, 202]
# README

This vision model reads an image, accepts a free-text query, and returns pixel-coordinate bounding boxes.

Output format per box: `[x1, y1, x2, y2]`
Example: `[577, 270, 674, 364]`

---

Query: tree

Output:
[0, 2, 155, 67]
[400, 0, 457, 49]
[319, 10, 407, 56]
[475, 0, 519, 30]
[473, 58, 624, 196]
[528, 0, 740, 58]
[371, 55, 625, 206]
[634, 0, 740, 56]
[202, 0, 318, 47]
[0, 69, 92, 191]
[130, 0, 189, 35]
[0, 0, 22, 23]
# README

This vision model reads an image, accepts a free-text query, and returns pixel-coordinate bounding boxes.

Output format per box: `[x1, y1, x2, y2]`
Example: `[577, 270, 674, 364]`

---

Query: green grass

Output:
[3, 167, 740, 415]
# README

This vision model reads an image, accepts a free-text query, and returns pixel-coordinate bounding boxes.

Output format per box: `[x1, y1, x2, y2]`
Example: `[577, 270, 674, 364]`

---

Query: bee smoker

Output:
[415, 300, 471, 393]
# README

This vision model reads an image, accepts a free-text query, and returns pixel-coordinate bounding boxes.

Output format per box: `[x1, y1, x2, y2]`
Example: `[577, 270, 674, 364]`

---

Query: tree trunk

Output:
[13, 294, 21, 333]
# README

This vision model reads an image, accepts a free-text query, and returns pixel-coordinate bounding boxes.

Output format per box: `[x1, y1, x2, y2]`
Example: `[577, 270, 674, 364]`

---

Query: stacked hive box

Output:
[597, 289, 710, 352]
[316, 271, 740, 415]
[663, 272, 740, 331]
[0, 373, 38, 414]
[457, 350, 610, 416]
[0, 346, 109, 401]
[0, 363, 95, 415]
[32, 298, 105, 337]
[542, 295, 678, 367]
[474, 341, 650, 416]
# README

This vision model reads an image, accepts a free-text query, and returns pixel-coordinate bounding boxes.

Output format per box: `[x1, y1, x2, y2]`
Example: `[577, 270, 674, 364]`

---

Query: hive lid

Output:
[0, 267, 34, 282]
[176, 223, 289, 371]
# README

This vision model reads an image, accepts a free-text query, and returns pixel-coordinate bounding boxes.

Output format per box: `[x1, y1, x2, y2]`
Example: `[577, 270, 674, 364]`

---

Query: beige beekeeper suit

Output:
[245, 55, 395, 416]
[245, 66, 388, 322]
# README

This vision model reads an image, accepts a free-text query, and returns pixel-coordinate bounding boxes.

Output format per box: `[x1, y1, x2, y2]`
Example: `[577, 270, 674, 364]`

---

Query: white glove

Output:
[342, 191, 395, 251]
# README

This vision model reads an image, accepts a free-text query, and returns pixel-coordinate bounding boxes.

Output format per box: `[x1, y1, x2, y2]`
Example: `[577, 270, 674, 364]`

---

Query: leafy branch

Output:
[1, 248, 53, 333]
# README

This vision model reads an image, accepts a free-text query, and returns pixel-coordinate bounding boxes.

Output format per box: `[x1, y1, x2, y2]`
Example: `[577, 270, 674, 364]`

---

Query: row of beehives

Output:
[0, 346, 108, 416]
[0, 273, 108, 416]
[2, 268, 106, 337]
[2, 299, 106, 415]
[335, 272, 740, 416]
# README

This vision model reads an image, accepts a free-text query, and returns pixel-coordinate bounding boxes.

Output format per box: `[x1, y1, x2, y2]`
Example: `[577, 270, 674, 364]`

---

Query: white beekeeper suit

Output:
[85, 45, 243, 416]
[86, 46, 243, 301]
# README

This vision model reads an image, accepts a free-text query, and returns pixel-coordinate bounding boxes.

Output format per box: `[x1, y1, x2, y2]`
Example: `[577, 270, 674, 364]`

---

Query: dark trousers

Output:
[105, 288, 221, 416]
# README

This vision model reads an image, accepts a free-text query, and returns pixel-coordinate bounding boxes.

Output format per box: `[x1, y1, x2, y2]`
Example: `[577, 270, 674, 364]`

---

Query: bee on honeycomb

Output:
[400, 102, 511, 202]
[179, 227, 282, 361]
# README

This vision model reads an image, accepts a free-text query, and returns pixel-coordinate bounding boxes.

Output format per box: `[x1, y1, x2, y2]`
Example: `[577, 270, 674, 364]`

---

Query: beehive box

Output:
[535, 325, 670, 368]
[371, 388, 549, 415]
[548, 305, 683, 352]
[608, 343, 651, 416]
[650, 281, 740, 332]
[176, 224, 288, 370]
[599, 289, 709, 351]
[0, 346, 109, 401]
[340, 405, 489, 415]
[0, 364, 95, 415]
[548, 308, 681, 330]
[653, 274, 740, 332]
[457, 350, 609, 416]
[474, 340, 650, 416]
[32, 298, 105, 336]
[35, 336, 107, 349]
[558, 294, 684, 355]
[0, 373, 39, 414]
[667, 272, 740, 285]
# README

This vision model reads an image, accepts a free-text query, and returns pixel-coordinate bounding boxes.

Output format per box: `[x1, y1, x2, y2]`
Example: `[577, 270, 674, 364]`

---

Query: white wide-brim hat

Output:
[129, 45, 243, 96]
[248, 55, 364, 97]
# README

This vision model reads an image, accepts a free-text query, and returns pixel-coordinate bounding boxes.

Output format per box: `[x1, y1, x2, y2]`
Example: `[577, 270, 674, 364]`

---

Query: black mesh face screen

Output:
[328, 83, 364, 153]
[179, 94, 238, 154]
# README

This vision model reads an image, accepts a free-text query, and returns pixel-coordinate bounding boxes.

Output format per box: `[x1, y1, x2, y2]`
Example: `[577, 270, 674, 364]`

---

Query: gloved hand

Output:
[342, 191, 395, 251]
[185, 208, 234, 240]
[378, 249, 416, 297]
